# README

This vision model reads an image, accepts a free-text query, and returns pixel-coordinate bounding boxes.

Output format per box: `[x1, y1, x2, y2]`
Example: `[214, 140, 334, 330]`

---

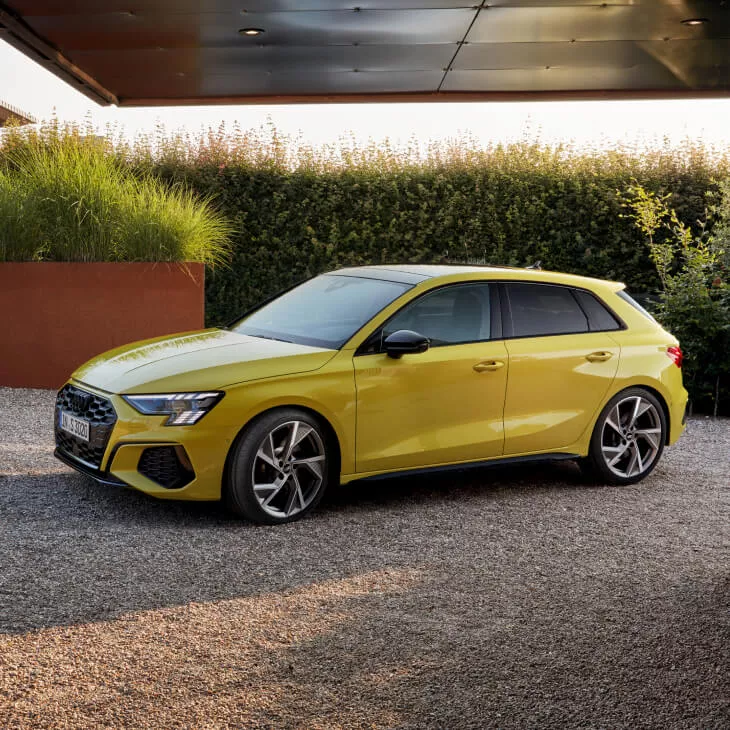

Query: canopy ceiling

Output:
[2, 1, 730, 106]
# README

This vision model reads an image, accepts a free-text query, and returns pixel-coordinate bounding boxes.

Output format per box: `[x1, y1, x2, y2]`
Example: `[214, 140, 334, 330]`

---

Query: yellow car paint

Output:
[73, 328, 338, 394]
[502, 332, 621, 455]
[58, 265, 688, 501]
[354, 339, 509, 472]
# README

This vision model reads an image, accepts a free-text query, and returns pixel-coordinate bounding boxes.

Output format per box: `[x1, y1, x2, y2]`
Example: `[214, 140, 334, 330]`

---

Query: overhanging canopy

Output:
[2, 1, 730, 107]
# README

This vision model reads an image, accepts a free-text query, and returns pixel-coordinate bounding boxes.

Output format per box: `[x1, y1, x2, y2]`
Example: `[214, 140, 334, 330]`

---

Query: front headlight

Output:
[122, 392, 224, 426]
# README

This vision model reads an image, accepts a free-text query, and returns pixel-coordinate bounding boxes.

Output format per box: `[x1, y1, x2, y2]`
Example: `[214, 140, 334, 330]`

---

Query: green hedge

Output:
[142, 141, 724, 326]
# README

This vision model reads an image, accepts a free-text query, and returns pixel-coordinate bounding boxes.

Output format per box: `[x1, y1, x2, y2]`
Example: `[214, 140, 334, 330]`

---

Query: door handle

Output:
[585, 351, 614, 363]
[473, 360, 505, 373]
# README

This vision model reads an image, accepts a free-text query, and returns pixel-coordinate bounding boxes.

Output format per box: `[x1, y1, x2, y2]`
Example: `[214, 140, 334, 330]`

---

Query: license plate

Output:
[59, 411, 90, 442]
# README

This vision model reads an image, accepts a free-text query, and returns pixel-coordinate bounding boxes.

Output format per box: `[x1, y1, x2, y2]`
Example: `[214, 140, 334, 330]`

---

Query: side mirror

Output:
[383, 330, 430, 359]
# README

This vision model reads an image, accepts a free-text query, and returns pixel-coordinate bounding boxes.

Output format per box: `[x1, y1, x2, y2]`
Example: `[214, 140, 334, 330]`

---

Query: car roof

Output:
[329, 264, 625, 291]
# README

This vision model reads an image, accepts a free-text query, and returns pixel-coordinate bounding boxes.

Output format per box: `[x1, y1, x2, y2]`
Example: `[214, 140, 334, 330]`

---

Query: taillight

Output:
[666, 346, 683, 368]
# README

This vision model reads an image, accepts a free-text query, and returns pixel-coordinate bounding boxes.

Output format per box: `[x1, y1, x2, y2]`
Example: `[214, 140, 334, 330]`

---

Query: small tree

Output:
[620, 183, 729, 416]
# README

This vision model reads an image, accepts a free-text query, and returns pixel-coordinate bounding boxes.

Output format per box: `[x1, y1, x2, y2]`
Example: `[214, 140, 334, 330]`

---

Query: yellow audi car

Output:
[55, 265, 687, 524]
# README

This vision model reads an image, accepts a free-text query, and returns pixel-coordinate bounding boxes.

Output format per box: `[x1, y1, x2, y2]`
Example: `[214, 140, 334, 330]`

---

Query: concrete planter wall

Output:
[0, 262, 205, 389]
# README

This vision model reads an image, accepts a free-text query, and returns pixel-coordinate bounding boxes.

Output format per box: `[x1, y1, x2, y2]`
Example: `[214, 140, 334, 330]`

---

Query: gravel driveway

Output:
[0, 387, 727, 729]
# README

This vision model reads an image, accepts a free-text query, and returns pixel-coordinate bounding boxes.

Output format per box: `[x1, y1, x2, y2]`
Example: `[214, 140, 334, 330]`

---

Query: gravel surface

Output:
[0, 387, 728, 729]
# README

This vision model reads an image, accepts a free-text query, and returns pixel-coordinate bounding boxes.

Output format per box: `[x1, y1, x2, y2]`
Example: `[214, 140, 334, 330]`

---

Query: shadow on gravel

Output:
[1, 461, 597, 634]
[1, 457, 728, 728]
[328, 458, 595, 511]
[262, 573, 730, 728]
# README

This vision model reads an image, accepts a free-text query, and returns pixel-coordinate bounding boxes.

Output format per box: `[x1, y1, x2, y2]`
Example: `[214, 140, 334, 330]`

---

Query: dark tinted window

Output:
[232, 274, 412, 349]
[383, 283, 491, 346]
[573, 290, 621, 331]
[507, 283, 588, 337]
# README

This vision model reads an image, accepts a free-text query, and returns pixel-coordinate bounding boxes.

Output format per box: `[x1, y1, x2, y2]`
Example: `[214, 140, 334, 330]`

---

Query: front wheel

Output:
[581, 388, 667, 485]
[225, 409, 330, 524]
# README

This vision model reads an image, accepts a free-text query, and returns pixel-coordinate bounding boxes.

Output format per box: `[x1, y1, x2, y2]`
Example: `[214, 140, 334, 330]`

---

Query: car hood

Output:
[72, 328, 337, 394]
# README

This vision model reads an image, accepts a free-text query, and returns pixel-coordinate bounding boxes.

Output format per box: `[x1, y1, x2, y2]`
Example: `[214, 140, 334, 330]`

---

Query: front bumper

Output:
[667, 386, 689, 445]
[54, 381, 234, 501]
[54, 447, 127, 487]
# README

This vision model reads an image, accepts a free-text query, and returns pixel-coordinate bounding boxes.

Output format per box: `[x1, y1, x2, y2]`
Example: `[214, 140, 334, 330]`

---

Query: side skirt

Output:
[349, 453, 581, 484]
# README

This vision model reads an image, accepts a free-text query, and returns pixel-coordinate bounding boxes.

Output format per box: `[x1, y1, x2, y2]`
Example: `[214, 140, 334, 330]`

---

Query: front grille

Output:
[55, 385, 117, 469]
[138, 446, 194, 489]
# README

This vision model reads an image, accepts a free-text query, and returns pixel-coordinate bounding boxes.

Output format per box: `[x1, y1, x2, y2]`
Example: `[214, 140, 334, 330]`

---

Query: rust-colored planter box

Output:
[0, 262, 205, 389]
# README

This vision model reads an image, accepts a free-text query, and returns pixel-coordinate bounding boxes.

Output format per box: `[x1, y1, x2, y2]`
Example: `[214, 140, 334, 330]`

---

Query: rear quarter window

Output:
[616, 290, 657, 323]
[573, 290, 622, 331]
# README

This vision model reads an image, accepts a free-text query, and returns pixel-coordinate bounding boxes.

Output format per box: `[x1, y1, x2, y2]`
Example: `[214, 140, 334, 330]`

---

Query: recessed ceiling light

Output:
[681, 18, 709, 26]
[239, 27, 265, 36]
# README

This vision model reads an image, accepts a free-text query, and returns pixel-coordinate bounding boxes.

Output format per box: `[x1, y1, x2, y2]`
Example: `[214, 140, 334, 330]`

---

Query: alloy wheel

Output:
[600, 395, 663, 479]
[251, 420, 326, 519]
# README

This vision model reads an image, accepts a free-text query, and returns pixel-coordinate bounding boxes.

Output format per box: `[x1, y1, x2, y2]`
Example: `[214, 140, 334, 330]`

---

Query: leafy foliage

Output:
[620, 183, 730, 415]
[113, 124, 725, 327]
[0, 125, 232, 265]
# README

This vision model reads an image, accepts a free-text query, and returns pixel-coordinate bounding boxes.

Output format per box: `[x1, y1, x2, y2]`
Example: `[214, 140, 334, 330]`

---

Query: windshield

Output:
[230, 274, 413, 349]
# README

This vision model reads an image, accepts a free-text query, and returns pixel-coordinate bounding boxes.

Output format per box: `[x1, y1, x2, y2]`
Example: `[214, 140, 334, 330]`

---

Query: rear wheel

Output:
[581, 388, 666, 485]
[225, 409, 330, 524]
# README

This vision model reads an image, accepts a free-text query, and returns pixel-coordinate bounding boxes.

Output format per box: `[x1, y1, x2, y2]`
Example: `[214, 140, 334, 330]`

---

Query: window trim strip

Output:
[500, 280, 627, 342]
[354, 280, 501, 356]
[354, 278, 628, 356]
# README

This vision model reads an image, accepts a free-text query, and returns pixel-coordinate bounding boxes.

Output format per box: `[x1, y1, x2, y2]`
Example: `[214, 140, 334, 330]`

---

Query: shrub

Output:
[620, 183, 730, 415]
[0, 133, 231, 265]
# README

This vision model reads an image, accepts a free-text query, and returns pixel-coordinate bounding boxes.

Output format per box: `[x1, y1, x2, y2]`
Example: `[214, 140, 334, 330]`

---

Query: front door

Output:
[354, 282, 508, 474]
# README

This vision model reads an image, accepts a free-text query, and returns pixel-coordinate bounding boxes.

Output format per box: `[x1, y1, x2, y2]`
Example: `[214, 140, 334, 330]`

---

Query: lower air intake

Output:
[138, 446, 194, 489]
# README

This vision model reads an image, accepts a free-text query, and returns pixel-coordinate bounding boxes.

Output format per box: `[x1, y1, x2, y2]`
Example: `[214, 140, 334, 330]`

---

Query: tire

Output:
[224, 408, 331, 524]
[580, 387, 667, 486]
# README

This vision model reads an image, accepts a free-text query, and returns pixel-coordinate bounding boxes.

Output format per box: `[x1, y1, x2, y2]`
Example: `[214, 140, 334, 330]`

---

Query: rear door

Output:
[501, 282, 622, 455]
[354, 282, 508, 473]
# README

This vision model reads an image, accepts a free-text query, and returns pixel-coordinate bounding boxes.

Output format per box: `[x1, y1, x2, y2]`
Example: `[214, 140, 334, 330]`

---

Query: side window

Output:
[573, 289, 621, 331]
[383, 283, 491, 347]
[507, 283, 588, 337]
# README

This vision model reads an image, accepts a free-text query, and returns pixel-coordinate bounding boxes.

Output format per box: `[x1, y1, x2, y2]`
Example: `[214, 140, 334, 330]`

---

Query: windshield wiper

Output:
[251, 334, 294, 344]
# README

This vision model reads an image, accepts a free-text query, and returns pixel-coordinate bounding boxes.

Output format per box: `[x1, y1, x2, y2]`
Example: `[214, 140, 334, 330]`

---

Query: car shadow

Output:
[325, 458, 597, 512]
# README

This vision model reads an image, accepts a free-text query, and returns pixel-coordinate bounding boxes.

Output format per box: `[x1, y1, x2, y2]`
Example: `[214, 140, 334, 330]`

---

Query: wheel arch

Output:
[599, 382, 672, 445]
[222, 404, 343, 496]
[633, 384, 671, 445]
